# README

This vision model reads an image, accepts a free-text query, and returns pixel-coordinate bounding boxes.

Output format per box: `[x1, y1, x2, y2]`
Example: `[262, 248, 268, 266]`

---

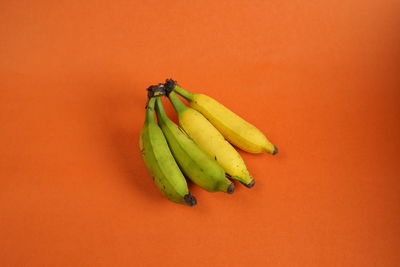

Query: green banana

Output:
[155, 96, 234, 194]
[139, 88, 196, 206]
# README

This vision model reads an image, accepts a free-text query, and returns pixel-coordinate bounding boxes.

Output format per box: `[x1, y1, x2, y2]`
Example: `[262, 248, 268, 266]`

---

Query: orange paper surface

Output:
[1, 1, 399, 266]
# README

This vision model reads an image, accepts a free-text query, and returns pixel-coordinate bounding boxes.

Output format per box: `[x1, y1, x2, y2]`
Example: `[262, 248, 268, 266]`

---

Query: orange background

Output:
[1, 0, 399, 266]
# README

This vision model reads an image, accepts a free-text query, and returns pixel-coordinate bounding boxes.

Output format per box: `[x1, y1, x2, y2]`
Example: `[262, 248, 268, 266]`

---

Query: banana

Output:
[167, 90, 255, 188]
[155, 96, 234, 193]
[165, 79, 277, 154]
[139, 87, 196, 206]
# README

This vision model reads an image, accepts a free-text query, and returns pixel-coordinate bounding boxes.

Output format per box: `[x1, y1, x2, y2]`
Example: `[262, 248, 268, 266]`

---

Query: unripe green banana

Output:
[139, 89, 196, 206]
[155, 97, 234, 194]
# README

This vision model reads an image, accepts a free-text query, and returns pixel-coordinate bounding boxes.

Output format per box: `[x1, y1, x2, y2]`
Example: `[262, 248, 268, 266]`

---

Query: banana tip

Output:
[227, 183, 235, 194]
[272, 145, 278, 155]
[244, 180, 255, 188]
[184, 193, 197, 206]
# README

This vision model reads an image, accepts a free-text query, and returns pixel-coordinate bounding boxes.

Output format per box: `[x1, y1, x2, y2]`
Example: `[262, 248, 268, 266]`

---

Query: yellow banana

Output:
[139, 88, 196, 206]
[165, 79, 277, 154]
[167, 90, 255, 188]
[155, 96, 234, 193]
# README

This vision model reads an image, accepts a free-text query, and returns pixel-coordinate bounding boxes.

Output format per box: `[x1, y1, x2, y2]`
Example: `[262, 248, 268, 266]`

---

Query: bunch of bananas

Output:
[139, 79, 278, 206]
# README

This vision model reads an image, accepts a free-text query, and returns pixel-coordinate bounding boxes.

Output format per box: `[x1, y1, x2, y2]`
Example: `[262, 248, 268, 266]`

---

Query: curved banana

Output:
[165, 79, 277, 154]
[139, 89, 196, 206]
[155, 97, 234, 193]
[167, 90, 255, 188]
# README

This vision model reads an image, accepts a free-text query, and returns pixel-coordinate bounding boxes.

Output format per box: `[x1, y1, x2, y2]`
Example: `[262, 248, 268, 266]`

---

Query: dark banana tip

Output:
[147, 84, 165, 99]
[164, 78, 177, 96]
[184, 193, 197, 206]
[272, 145, 278, 155]
[227, 183, 235, 194]
[243, 179, 255, 188]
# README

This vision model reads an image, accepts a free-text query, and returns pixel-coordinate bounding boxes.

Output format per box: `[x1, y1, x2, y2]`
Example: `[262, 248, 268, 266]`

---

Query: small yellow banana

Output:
[167, 90, 255, 188]
[139, 87, 196, 206]
[165, 79, 277, 154]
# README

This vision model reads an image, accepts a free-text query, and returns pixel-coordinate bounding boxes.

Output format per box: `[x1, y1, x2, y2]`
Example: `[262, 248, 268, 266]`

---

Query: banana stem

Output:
[168, 91, 189, 114]
[174, 85, 194, 102]
[155, 97, 169, 124]
[145, 97, 156, 123]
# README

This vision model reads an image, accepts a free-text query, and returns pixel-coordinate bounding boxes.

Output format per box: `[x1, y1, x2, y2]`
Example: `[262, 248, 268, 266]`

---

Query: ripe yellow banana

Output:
[155, 96, 234, 194]
[139, 88, 196, 206]
[165, 79, 277, 154]
[167, 90, 255, 188]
